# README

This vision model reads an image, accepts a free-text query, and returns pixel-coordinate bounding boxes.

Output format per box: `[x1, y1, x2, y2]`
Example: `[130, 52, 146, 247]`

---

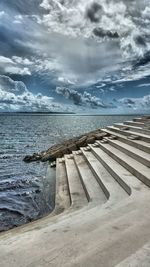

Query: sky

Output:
[0, 0, 150, 114]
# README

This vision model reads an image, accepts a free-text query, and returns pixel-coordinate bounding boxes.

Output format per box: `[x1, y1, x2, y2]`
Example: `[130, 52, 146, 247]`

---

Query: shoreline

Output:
[23, 115, 148, 163]
[24, 129, 108, 163]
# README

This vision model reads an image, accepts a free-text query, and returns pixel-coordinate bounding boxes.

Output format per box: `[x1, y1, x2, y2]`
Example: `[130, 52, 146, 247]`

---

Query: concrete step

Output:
[89, 144, 147, 196]
[114, 123, 150, 136]
[103, 138, 150, 168]
[107, 126, 150, 143]
[55, 158, 71, 215]
[64, 155, 88, 209]
[97, 142, 150, 188]
[144, 123, 150, 130]
[81, 148, 128, 203]
[123, 120, 145, 128]
[101, 128, 150, 154]
[73, 152, 107, 205]
[133, 117, 150, 122]
[124, 121, 150, 131]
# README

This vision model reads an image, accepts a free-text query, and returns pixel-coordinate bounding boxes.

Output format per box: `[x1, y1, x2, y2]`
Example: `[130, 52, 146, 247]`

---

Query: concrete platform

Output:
[0, 116, 150, 267]
[107, 125, 150, 143]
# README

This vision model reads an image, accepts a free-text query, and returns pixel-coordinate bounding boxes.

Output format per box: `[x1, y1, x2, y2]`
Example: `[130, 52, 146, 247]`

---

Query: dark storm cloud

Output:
[134, 51, 150, 68]
[56, 87, 111, 109]
[86, 2, 102, 23]
[93, 28, 119, 39]
[134, 35, 146, 47]
[56, 87, 84, 106]
[121, 98, 136, 105]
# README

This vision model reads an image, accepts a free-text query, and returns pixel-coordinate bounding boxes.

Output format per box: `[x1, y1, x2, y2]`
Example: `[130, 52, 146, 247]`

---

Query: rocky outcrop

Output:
[23, 130, 108, 163]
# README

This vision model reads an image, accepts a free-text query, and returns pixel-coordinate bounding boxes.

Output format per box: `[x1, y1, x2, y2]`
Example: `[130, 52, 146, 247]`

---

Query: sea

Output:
[0, 114, 138, 231]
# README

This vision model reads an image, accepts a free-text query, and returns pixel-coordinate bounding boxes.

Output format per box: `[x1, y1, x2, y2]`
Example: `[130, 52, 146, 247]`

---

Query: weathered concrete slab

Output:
[98, 141, 150, 188]
[107, 126, 150, 143]
[101, 128, 150, 153]
[54, 158, 71, 214]
[114, 123, 150, 135]
[105, 138, 150, 167]
[64, 155, 88, 209]
[73, 153, 106, 205]
[81, 148, 128, 202]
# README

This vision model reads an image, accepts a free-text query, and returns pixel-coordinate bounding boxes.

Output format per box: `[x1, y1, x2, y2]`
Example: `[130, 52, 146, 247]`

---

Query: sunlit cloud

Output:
[0, 75, 65, 112]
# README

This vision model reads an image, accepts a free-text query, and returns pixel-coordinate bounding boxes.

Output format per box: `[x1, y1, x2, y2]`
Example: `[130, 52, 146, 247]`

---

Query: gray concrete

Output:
[134, 117, 150, 122]
[124, 120, 145, 127]
[107, 126, 150, 143]
[81, 148, 128, 202]
[91, 143, 149, 194]
[101, 128, 150, 153]
[54, 158, 71, 214]
[64, 155, 88, 209]
[114, 123, 150, 135]
[73, 153, 106, 205]
[98, 141, 150, 188]
[105, 138, 150, 167]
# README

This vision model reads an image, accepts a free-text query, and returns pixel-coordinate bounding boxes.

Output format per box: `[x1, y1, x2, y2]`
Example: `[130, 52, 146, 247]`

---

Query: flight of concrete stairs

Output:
[54, 116, 150, 216]
[0, 116, 150, 267]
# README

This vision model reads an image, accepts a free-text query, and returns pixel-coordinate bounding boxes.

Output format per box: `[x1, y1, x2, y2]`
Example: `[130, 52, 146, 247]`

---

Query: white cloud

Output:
[109, 87, 116, 92]
[118, 94, 150, 111]
[0, 56, 31, 76]
[13, 14, 23, 24]
[112, 63, 150, 84]
[0, 75, 64, 112]
[137, 83, 150, 88]
[58, 77, 76, 85]
[5, 66, 31, 76]
[142, 7, 150, 20]
[0, 56, 14, 65]
[0, 11, 5, 19]
[0, 75, 28, 95]
[12, 56, 33, 66]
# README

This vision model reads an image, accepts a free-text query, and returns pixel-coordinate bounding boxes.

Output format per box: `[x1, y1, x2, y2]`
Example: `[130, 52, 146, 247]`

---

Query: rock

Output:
[67, 143, 77, 152]
[75, 136, 87, 148]
[23, 153, 42, 163]
[23, 155, 35, 163]
[96, 132, 108, 139]
[41, 147, 70, 162]
[50, 161, 56, 168]
[41, 152, 60, 162]
[23, 129, 107, 163]
[86, 136, 95, 144]
[95, 133, 104, 140]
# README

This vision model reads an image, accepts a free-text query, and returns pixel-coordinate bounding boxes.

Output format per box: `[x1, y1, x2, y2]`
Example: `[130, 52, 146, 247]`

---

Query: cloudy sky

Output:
[0, 0, 150, 114]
